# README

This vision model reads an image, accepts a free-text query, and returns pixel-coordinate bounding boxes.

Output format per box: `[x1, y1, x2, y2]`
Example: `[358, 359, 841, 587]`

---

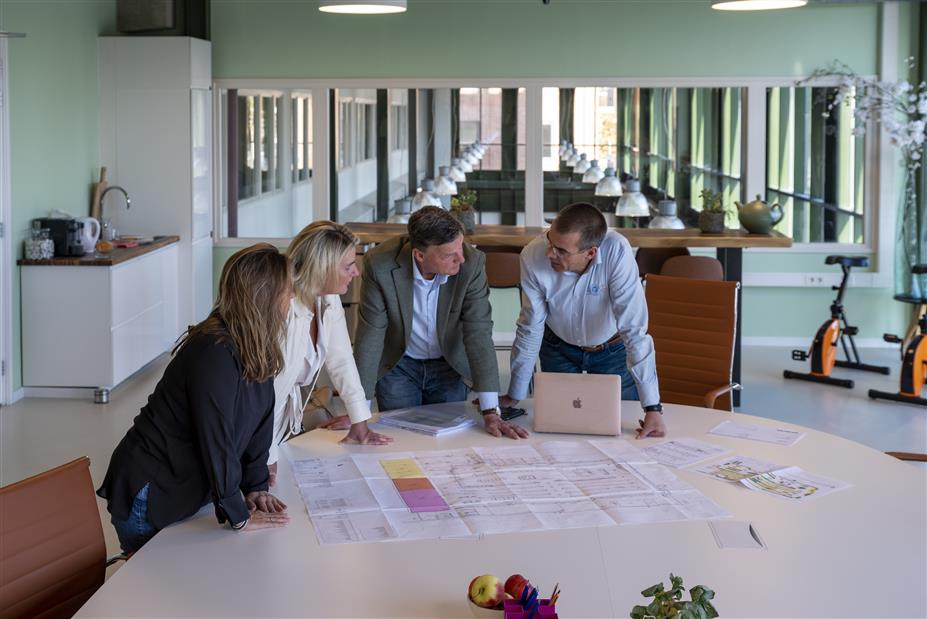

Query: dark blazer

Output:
[97, 330, 274, 529]
[354, 235, 500, 399]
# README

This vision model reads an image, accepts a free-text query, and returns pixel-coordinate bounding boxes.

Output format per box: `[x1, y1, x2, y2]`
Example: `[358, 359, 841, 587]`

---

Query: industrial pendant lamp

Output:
[711, 0, 806, 10]
[319, 0, 407, 14]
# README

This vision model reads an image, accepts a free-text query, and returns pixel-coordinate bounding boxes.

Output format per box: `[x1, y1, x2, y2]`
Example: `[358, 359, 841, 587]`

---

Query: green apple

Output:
[468, 574, 504, 609]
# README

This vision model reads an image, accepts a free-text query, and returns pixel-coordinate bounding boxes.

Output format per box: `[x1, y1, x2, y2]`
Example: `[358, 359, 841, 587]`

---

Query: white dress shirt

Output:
[407, 257, 498, 411]
[508, 230, 660, 406]
[269, 296, 371, 464]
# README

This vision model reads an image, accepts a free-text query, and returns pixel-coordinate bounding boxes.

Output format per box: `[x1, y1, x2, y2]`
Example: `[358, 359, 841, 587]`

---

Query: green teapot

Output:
[735, 194, 783, 234]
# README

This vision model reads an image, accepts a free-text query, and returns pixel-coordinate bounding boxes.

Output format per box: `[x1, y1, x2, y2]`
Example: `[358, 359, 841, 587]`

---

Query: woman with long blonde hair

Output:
[98, 244, 292, 554]
[269, 222, 391, 480]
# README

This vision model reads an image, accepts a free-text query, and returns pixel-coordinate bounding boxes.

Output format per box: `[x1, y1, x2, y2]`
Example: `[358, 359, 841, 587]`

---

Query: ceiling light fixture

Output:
[319, 0, 406, 14]
[711, 0, 807, 10]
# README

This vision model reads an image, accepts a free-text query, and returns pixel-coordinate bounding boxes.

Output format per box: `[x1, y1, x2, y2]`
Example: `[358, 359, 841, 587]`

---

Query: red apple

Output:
[504, 574, 531, 600]
[468, 574, 505, 609]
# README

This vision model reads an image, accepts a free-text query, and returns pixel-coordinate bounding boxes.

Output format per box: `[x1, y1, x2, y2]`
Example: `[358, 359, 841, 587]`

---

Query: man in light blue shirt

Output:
[353, 207, 528, 440]
[502, 202, 667, 438]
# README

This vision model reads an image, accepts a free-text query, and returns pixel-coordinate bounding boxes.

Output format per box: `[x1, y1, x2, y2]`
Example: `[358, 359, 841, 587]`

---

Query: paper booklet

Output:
[376, 406, 476, 437]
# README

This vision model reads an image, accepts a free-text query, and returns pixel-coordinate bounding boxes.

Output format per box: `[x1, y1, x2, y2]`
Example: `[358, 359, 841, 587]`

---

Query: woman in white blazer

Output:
[269, 221, 392, 482]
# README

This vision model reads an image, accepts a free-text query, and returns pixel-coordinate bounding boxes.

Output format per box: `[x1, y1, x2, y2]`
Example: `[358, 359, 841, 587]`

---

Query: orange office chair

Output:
[644, 274, 740, 410]
[0, 457, 122, 619]
[660, 255, 724, 281]
[635, 247, 690, 278]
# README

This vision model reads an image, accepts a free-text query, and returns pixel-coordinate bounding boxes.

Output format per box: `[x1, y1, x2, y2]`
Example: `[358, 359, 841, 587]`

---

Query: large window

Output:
[767, 86, 866, 244]
[219, 88, 313, 238]
[454, 87, 526, 225]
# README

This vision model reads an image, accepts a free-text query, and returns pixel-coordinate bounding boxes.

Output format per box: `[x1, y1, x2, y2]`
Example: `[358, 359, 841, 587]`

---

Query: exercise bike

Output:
[783, 255, 890, 388]
[869, 264, 927, 406]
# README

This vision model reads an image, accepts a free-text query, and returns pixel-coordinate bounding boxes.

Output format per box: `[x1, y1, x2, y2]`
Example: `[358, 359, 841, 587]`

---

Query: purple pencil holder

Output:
[503, 598, 557, 619]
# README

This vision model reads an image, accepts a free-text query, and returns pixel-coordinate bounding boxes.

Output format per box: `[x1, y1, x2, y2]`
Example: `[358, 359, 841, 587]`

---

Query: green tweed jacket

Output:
[353, 235, 500, 400]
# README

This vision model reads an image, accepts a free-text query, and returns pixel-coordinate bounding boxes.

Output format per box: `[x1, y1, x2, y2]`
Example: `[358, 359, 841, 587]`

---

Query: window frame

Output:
[211, 77, 890, 289]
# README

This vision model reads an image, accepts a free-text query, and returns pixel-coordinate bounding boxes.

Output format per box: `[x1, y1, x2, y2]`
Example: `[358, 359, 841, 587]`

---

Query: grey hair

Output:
[408, 206, 464, 251]
[553, 202, 607, 250]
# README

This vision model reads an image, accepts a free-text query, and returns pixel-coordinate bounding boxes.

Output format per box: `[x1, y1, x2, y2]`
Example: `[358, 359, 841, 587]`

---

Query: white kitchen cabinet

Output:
[21, 242, 179, 390]
[99, 36, 213, 329]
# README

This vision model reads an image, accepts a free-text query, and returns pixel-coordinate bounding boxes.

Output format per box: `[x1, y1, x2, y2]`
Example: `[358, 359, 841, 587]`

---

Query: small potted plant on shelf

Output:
[630, 573, 718, 619]
[697, 189, 727, 234]
[451, 188, 478, 234]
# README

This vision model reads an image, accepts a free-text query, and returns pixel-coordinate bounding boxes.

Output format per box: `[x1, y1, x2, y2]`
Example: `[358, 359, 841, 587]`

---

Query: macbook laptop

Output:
[532, 372, 622, 436]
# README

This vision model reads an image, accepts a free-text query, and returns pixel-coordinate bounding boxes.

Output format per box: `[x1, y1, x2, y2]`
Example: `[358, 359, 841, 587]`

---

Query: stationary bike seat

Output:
[825, 255, 869, 268]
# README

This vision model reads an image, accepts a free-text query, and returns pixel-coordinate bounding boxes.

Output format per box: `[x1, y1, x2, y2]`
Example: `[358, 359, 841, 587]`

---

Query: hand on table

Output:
[245, 490, 287, 513]
[635, 411, 667, 439]
[319, 414, 352, 431]
[340, 420, 393, 445]
[242, 509, 291, 531]
[483, 413, 530, 440]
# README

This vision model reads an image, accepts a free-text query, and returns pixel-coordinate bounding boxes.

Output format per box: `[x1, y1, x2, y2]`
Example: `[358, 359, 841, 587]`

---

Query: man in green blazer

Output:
[354, 206, 527, 439]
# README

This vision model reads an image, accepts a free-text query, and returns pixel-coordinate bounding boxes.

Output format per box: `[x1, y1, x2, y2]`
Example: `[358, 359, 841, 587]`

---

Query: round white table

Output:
[76, 402, 926, 618]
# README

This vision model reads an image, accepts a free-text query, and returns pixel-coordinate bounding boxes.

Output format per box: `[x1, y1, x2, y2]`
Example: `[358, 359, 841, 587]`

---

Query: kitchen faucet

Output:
[99, 185, 131, 240]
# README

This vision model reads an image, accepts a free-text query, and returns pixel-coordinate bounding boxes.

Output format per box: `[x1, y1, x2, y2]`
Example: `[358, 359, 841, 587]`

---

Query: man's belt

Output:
[578, 332, 621, 353]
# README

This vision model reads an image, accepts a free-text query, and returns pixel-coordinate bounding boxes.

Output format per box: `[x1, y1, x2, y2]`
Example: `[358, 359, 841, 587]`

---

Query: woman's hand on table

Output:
[340, 420, 393, 445]
[319, 414, 352, 431]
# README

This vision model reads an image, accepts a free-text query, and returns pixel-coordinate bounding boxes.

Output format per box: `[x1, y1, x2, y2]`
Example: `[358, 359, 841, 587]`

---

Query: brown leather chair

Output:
[886, 452, 927, 462]
[0, 457, 114, 619]
[635, 247, 690, 278]
[644, 274, 740, 410]
[660, 255, 724, 281]
[479, 246, 522, 291]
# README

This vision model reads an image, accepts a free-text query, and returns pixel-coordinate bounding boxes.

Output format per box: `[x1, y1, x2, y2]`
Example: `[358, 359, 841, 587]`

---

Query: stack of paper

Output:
[376, 407, 476, 436]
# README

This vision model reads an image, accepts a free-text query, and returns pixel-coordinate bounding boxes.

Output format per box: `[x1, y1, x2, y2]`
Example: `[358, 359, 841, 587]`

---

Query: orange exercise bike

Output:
[869, 264, 927, 406]
[783, 255, 890, 388]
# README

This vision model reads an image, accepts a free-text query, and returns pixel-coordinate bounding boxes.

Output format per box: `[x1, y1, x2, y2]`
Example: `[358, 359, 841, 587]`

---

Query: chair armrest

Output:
[704, 384, 736, 409]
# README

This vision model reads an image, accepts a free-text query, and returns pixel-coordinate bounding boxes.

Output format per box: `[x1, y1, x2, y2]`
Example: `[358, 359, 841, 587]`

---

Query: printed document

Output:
[641, 438, 730, 468]
[708, 420, 804, 446]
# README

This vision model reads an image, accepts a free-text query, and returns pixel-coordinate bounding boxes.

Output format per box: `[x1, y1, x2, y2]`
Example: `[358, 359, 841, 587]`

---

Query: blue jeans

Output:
[538, 327, 639, 401]
[376, 355, 470, 411]
[110, 482, 159, 554]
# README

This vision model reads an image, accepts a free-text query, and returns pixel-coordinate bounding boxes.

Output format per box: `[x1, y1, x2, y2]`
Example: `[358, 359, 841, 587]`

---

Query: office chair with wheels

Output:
[0, 457, 124, 619]
[644, 274, 740, 410]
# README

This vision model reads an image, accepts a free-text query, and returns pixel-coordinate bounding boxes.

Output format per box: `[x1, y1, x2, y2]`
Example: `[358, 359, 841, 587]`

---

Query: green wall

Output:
[2, 0, 115, 390]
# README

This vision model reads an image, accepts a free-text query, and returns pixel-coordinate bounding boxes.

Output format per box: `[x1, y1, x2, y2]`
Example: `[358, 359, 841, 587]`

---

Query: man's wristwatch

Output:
[481, 406, 501, 417]
[643, 403, 663, 414]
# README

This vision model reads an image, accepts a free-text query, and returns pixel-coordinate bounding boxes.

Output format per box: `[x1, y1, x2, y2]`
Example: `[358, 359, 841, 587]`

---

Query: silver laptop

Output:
[532, 372, 622, 436]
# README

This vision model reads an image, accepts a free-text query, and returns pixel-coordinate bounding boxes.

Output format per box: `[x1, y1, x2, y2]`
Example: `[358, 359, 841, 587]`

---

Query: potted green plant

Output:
[697, 189, 727, 234]
[630, 573, 718, 619]
[451, 189, 478, 234]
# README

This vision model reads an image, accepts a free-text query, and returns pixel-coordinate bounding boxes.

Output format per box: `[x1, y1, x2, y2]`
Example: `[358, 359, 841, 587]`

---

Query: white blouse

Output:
[268, 295, 371, 464]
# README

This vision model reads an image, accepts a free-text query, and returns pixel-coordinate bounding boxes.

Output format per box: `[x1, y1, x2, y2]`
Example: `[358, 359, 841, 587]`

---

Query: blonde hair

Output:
[287, 221, 358, 308]
[177, 243, 290, 383]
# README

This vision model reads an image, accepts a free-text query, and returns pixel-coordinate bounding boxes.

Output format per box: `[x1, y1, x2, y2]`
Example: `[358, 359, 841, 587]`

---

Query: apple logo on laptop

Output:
[572, 397, 582, 409]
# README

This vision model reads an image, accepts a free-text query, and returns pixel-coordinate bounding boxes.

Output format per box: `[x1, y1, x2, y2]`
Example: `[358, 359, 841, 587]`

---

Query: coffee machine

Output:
[34, 218, 85, 257]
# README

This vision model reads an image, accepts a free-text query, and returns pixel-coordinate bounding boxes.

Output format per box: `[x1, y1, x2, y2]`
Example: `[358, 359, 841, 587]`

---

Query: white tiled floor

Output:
[1, 345, 925, 564]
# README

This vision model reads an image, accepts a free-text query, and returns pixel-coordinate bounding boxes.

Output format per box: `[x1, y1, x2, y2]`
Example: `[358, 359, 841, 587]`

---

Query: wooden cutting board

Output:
[90, 166, 107, 220]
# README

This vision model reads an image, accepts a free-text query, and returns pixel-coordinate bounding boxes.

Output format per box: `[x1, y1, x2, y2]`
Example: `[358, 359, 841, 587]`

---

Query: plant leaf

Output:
[642, 583, 664, 597]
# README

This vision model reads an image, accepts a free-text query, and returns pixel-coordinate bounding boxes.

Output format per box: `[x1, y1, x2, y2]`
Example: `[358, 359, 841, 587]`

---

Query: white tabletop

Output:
[76, 402, 927, 618]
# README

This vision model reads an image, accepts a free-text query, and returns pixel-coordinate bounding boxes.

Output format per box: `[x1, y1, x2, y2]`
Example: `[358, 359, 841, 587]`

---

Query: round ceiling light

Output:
[319, 0, 406, 14]
[712, 0, 807, 10]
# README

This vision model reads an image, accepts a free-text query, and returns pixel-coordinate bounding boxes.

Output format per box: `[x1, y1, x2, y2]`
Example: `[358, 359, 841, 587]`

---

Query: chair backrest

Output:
[660, 255, 724, 281]
[635, 247, 690, 278]
[0, 457, 106, 619]
[644, 274, 739, 411]
[479, 247, 522, 290]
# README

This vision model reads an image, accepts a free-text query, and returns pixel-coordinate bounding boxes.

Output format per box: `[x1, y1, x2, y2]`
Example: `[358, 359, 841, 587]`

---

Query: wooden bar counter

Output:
[347, 223, 792, 407]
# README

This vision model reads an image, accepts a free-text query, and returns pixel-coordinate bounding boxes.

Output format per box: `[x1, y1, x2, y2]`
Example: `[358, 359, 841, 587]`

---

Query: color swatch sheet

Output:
[290, 439, 731, 545]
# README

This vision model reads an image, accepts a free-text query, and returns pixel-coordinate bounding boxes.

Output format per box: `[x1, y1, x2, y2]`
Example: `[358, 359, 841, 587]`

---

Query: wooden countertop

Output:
[346, 223, 792, 249]
[18, 235, 180, 266]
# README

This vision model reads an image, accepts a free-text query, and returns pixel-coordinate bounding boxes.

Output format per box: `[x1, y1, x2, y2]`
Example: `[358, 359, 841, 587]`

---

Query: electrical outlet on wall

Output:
[804, 274, 826, 286]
